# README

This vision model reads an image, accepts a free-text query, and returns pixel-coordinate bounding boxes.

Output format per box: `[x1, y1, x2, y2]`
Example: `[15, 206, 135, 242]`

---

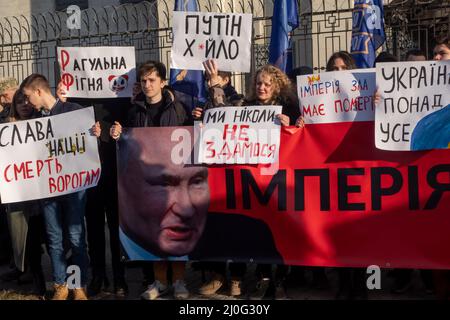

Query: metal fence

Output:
[0, 0, 448, 93]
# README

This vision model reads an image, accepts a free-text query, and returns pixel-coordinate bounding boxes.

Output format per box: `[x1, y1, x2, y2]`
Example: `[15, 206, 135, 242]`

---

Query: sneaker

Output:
[141, 280, 169, 300]
[250, 278, 272, 300]
[229, 279, 242, 296]
[198, 273, 224, 296]
[73, 288, 88, 300]
[52, 284, 69, 300]
[173, 280, 189, 299]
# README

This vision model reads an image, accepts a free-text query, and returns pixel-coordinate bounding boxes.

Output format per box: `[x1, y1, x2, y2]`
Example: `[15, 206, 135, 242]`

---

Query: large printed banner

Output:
[0, 108, 101, 203]
[297, 69, 376, 124]
[118, 125, 450, 268]
[170, 12, 252, 72]
[198, 106, 282, 164]
[57, 46, 136, 98]
[375, 60, 450, 151]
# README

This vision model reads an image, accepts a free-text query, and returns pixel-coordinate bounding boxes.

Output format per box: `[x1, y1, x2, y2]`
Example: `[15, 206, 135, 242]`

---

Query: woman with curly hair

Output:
[244, 64, 301, 126]
[193, 63, 302, 299]
[194, 62, 302, 127]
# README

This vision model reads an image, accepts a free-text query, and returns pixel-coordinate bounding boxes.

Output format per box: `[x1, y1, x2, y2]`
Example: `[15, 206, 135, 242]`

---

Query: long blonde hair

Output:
[247, 64, 294, 104]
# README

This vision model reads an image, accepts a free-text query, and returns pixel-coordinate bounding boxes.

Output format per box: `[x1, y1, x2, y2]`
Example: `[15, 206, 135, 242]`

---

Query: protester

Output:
[326, 51, 356, 71]
[432, 36, 450, 61]
[0, 77, 18, 122]
[21, 74, 100, 300]
[110, 60, 192, 300]
[193, 62, 304, 299]
[56, 82, 130, 297]
[191, 59, 247, 297]
[2, 89, 47, 296]
[325, 52, 368, 300]
[429, 35, 450, 300]
[405, 49, 427, 61]
[0, 78, 18, 270]
[373, 51, 398, 66]
[286, 66, 330, 292]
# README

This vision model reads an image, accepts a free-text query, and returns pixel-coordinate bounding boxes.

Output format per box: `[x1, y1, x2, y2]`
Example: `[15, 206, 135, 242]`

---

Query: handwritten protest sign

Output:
[57, 46, 136, 98]
[198, 106, 282, 164]
[297, 69, 376, 124]
[170, 12, 252, 72]
[0, 108, 101, 203]
[375, 60, 450, 151]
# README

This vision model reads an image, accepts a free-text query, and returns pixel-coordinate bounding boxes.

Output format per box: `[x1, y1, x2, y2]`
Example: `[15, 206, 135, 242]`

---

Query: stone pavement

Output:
[0, 228, 438, 300]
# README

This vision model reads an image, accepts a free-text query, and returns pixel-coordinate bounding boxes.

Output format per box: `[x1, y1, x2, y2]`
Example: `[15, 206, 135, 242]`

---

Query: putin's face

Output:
[118, 128, 210, 258]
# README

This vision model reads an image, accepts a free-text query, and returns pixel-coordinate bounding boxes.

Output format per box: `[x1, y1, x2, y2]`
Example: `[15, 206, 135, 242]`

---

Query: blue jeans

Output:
[42, 191, 89, 286]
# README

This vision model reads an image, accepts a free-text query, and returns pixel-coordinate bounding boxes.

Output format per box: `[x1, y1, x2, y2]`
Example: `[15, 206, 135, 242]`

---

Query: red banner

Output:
[206, 122, 450, 269]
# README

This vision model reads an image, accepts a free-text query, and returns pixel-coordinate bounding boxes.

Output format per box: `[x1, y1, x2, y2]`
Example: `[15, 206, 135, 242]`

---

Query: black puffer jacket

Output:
[124, 88, 192, 127]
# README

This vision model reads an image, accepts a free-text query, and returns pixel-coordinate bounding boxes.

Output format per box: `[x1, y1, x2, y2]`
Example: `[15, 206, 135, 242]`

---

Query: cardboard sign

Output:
[0, 108, 101, 203]
[170, 12, 252, 72]
[375, 60, 450, 151]
[57, 46, 136, 98]
[297, 69, 376, 124]
[198, 106, 282, 164]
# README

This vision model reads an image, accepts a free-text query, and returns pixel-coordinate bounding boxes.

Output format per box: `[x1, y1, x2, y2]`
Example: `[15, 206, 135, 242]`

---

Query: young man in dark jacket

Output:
[111, 61, 191, 133]
[56, 79, 131, 297]
[110, 61, 191, 300]
[22, 74, 100, 300]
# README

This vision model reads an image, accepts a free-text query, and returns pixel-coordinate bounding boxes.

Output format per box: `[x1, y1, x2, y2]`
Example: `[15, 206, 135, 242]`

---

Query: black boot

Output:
[32, 270, 47, 296]
[88, 274, 110, 296]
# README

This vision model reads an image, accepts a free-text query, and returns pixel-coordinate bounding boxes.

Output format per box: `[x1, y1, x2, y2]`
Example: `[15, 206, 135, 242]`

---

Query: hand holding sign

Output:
[295, 116, 305, 128]
[276, 114, 290, 127]
[192, 107, 203, 120]
[110, 121, 122, 140]
[90, 121, 101, 138]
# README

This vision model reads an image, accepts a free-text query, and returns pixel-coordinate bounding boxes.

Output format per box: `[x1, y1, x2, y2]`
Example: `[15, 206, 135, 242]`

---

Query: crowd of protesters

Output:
[0, 35, 448, 300]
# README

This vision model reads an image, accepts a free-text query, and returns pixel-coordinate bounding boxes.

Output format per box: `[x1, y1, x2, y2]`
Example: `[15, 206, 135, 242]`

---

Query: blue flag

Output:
[169, 0, 207, 111]
[268, 0, 299, 73]
[351, 0, 386, 68]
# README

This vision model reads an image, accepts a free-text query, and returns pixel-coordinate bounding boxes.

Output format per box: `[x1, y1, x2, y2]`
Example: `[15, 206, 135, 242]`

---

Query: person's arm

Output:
[192, 107, 203, 120]
[373, 87, 381, 106]
[295, 115, 305, 128]
[203, 59, 228, 108]
[276, 114, 290, 126]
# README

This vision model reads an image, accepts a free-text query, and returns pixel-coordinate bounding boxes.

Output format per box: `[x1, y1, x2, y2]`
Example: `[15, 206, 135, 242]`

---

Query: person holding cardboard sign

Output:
[21, 74, 101, 300]
[110, 61, 192, 301]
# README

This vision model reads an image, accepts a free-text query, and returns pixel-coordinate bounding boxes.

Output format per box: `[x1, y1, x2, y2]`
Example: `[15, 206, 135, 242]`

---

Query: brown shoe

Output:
[52, 284, 69, 300]
[198, 273, 224, 296]
[230, 278, 242, 296]
[73, 288, 88, 300]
